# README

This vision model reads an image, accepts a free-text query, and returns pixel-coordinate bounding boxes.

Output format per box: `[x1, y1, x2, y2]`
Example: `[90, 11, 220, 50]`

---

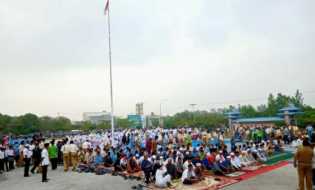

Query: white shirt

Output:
[181, 169, 195, 182]
[23, 148, 32, 159]
[5, 149, 14, 156]
[82, 141, 91, 149]
[230, 157, 242, 168]
[61, 144, 71, 154]
[41, 148, 49, 166]
[183, 161, 195, 170]
[0, 150, 4, 159]
[155, 168, 171, 188]
[69, 144, 78, 153]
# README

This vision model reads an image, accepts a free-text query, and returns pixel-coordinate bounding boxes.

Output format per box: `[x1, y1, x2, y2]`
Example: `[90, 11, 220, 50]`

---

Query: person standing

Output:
[69, 140, 78, 171]
[48, 140, 58, 170]
[294, 139, 313, 190]
[61, 140, 71, 171]
[6, 145, 15, 170]
[41, 143, 50, 182]
[141, 153, 152, 184]
[31, 142, 41, 174]
[0, 146, 5, 173]
[23, 145, 32, 177]
[311, 135, 315, 190]
[307, 125, 313, 139]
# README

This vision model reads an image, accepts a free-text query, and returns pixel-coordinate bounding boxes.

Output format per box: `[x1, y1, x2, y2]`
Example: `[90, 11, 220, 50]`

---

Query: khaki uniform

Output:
[295, 146, 313, 190]
[69, 144, 79, 171]
[61, 144, 71, 171]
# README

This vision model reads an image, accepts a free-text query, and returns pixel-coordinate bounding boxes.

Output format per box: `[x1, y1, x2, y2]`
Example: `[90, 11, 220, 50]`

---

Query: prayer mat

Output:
[148, 176, 238, 190]
[213, 176, 239, 189]
[234, 161, 289, 181]
[224, 171, 246, 177]
[202, 170, 214, 177]
[242, 165, 264, 172]
[263, 152, 293, 165]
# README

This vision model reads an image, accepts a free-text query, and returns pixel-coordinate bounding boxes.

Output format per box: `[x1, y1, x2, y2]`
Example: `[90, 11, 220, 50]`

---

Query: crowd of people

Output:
[0, 124, 313, 190]
[1, 125, 302, 188]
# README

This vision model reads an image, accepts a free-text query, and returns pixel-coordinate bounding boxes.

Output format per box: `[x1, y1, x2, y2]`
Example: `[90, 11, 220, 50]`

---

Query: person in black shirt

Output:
[166, 158, 176, 180]
[31, 142, 41, 174]
[104, 152, 113, 167]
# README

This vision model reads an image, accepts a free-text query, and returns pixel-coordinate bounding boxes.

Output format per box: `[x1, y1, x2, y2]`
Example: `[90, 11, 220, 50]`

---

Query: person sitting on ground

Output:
[182, 164, 201, 185]
[238, 151, 251, 167]
[165, 158, 176, 179]
[216, 150, 232, 173]
[230, 152, 242, 170]
[77, 147, 85, 163]
[127, 156, 141, 173]
[203, 151, 218, 173]
[183, 158, 194, 171]
[194, 163, 204, 180]
[155, 164, 171, 188]
[93, 149, 104, 167]
[104, 151, 113, 167]
[266, 141, 274, 156]
[257, 144, 267, 162]
[114, 150, 125, 172]
[175, 156, 184, 178]
[84, 148, 94, 165]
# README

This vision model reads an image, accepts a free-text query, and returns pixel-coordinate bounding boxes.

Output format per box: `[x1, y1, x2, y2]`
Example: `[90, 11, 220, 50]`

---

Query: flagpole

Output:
[106, 0, 115, 144]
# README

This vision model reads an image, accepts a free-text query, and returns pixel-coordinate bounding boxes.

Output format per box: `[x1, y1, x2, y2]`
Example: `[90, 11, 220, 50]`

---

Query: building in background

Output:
[83, 111, 111, 125]
[136, 102, 144, 115]
[127, 114, 144, 128]
[146, 112, 160, 128]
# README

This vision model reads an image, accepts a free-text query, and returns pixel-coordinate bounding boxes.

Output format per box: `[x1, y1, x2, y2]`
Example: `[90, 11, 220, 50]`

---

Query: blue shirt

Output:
[94, 154, 104, 165]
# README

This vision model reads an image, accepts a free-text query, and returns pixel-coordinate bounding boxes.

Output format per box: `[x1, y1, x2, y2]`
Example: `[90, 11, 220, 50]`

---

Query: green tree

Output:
[116, 118, 133, 129]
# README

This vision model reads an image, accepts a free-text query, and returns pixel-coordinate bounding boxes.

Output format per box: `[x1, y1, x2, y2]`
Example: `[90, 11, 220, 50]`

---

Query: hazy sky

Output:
[1, 0, 314, 120]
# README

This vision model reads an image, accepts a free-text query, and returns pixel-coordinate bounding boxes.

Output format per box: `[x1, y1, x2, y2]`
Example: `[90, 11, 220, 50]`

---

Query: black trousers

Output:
[31, 159, 40, 173]
[8, 156, 15, 170]
[0, 159, 4, 171]
[42, 165, 48, 182]
[4, 158, 9, 171]
[50, 158, 58, 170]
[24, 158, 31, 177]
[144, 171, 151, 184]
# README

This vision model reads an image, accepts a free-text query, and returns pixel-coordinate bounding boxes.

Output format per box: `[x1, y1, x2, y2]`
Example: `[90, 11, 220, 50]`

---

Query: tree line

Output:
[0, 90, 314, 135]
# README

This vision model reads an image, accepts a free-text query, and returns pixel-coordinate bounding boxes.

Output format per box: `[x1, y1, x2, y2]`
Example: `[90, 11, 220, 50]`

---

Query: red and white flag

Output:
[104, 0, 109, 15]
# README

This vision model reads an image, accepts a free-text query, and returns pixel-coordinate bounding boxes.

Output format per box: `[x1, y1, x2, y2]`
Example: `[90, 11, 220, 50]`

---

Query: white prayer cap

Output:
[196, 163, 201, 167]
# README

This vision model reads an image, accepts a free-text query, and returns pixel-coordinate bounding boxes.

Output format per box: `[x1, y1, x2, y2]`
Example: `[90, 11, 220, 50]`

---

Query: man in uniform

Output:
[69, 140, 78, 171]
[294, 139, 313, 190]
[61, 140, 71, 172]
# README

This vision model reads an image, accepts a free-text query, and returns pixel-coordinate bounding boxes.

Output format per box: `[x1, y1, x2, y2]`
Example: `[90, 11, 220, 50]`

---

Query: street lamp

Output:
[189, 104, 197, 127]
[159, 99, 168, 127]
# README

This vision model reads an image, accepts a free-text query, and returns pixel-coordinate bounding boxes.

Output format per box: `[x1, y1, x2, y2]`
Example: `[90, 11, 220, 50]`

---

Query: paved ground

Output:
[223, 163, 297, 190]
[0, 163, 298, 190]
[0, 167, 144, 190]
